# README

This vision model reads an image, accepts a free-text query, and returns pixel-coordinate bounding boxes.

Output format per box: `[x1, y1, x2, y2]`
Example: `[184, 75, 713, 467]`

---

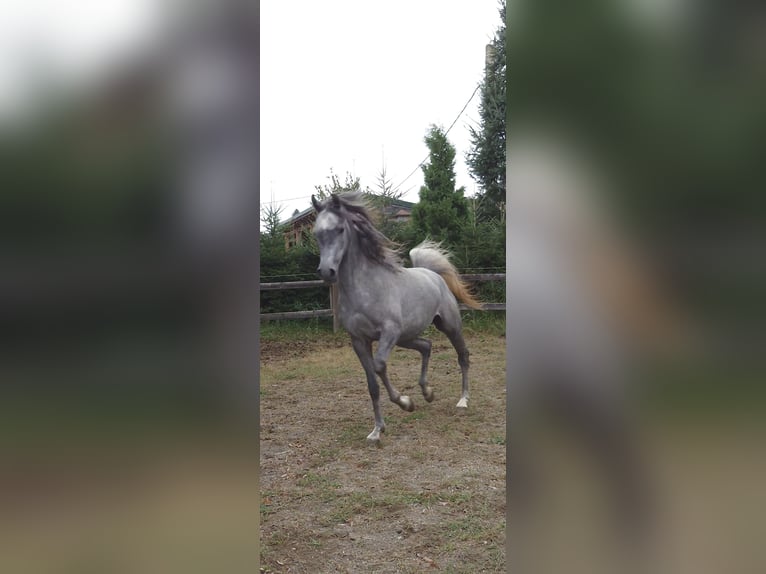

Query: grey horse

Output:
[311, 192, 482, 444]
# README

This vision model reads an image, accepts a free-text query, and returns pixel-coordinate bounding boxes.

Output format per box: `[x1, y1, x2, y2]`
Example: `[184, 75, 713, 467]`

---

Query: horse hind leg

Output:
[433, 314, 470, 410]
[397, 338, 434, 402]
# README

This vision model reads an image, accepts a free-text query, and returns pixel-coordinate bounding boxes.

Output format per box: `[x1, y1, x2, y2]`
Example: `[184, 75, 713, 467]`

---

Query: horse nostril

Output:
[317, 267, 336, 280]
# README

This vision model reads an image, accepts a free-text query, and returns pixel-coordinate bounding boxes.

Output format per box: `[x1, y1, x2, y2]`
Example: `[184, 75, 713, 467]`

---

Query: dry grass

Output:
[260, 323, 506, 573]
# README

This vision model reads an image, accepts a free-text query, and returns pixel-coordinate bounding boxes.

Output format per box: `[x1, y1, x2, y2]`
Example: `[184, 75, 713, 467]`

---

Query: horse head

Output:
[312, 194, 349, 283]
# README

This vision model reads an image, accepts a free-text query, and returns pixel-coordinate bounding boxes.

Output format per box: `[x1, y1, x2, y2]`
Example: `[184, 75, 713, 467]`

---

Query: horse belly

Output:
[398, 297, 442, 340]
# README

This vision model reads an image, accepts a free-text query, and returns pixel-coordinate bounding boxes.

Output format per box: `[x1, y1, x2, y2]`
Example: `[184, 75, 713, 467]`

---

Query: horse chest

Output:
[338, 295, 393, 340]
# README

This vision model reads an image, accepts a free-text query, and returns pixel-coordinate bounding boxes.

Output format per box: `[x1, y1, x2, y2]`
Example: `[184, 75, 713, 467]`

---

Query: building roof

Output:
[280, 194, 415, 226]
[281, 205, 315, 226]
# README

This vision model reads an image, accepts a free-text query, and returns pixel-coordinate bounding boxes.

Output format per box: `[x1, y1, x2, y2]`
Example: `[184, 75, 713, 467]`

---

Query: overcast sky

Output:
[261, 0, 502, 219]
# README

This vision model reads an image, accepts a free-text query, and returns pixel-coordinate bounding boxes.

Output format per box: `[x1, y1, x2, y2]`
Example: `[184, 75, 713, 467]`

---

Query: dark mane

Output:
[323, 192, 402, 271]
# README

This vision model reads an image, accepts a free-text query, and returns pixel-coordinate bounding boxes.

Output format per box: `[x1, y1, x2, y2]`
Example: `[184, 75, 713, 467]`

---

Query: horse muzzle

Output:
[317, 266, 338, 284]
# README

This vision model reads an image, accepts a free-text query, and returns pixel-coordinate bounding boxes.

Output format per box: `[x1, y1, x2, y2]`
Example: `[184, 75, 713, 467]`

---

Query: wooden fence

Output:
[260, 273, 505, 332]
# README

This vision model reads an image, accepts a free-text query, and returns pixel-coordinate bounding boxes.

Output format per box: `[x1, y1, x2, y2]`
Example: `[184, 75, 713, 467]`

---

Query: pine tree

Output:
[368, 163, 404, 234]
[411, 125, 469, 247]
[466, 0, 506, 223]
[260, 202, 285, 238]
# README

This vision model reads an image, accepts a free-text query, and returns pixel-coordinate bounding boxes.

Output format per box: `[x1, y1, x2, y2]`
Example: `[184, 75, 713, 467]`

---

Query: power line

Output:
[260, 194, 314, 206]
[394, 81, 482, 191]
[261, 80, 483, 207]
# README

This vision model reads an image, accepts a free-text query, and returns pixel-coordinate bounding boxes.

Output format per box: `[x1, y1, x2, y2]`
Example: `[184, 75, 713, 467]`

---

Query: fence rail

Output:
[259, 280, 326, 291]
[260, 274, 505, 331]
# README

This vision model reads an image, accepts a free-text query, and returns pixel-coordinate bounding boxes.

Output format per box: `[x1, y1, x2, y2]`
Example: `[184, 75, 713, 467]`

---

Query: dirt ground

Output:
[260, 327, 506, 573]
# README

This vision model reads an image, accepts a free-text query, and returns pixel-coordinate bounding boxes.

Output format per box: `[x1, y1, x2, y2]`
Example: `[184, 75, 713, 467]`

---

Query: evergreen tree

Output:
[372, 163, 402, 207]
[370, 163, 405, 238]
[466, 0, 506, 223]
[260, 202, 285, 238]
[411, 125, 469, 247]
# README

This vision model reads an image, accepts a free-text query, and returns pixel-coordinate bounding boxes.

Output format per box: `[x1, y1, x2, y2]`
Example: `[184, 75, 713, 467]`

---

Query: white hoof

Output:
[399, 395, 415, 412]
[423, 387, 435, 402]
[366, 427, 384, 445]
[456, 397, 468, 409]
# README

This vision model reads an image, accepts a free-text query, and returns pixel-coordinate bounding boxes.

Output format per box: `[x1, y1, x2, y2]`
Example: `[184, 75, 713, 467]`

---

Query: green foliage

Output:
[466, 0, 506, 223]
[259, 233, 324, 313]
[262, 133, 507, 318]
[260, 317, 340, 342]
[313, 168, 364, 200]
[261, 203, 284, 238]
[368, 164, 405, 240]
[452, 199, 505, 270]
[260, 203, 285, 238]
[372, 163, 402, 204]
[411, 125, 470, 247]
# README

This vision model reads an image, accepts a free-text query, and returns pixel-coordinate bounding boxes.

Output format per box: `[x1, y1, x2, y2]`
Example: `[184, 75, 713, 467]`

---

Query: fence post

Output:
[331, 284, 340, 333]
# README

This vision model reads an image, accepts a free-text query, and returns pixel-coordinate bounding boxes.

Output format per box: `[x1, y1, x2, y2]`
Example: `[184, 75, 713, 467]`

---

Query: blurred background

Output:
[0, 1, 259, 571]
[2, 0, 765, 572]
[507, 1, 765, 573]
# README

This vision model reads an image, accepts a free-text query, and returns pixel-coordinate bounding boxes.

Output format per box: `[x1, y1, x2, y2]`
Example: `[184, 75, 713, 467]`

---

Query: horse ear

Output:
[311, 195, 323, 212]
[330, 193, 341, 209]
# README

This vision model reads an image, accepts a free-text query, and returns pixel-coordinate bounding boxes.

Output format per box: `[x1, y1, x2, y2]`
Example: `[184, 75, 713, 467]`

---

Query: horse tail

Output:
[409, 240, 483, 310]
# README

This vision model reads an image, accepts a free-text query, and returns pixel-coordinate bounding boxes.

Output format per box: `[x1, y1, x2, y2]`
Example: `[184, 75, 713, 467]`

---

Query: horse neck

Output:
[337, 233, 383, 297]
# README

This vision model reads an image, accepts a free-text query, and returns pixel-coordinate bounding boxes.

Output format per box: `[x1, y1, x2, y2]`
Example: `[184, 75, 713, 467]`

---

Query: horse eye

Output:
[338, 227, 344, 234]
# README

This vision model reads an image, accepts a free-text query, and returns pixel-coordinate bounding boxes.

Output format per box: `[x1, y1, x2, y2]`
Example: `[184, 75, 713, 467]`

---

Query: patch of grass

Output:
[336, 421, 371, 444]
[308, 447, 338, 468]
[259, 319, 354, 359]
[321, 489, 438, 525]
[260, 492, 277, 518]
[262, 356, 357, 384]
[296, 472, 340, 490]
[260, 318, 335, 341]
[484, 544, 506, 570]
[461, 311, 506, 336]
[323, 506, 354, 526]
[420, 324, 439, 338]
[444, 516, 501, 542]
[443, 491, 474, 505]
[408, 450, 427, 462]
[401, 411, 427, 423]
[267, 529, 290, 547]
[380, 491, 431, 507]
[292, 472, 346, 506]
[261, 313, 505, 343]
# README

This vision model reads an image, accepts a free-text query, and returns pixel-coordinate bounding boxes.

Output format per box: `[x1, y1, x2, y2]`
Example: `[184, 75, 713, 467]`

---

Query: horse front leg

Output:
[375, 330, 415, 412]
[397, 338, 434, 402]
[351, 337, 386, 444]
